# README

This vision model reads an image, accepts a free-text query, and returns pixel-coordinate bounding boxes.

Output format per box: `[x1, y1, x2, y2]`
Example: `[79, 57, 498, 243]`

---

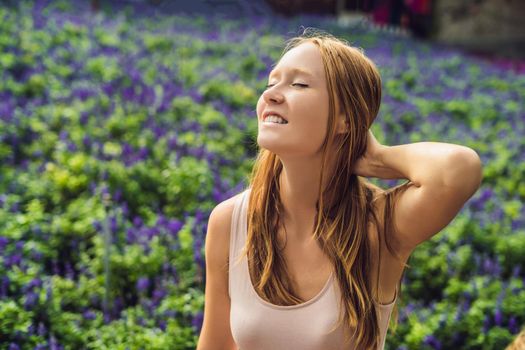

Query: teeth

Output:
[264, 115, 287, 124]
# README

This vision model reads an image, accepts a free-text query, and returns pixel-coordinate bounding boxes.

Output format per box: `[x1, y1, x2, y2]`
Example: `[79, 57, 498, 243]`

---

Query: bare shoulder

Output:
[206, 192, 244, 266]
[210, 192, 244, 233]
[198, 191, 244, 349]
[210, 192, 242, 227]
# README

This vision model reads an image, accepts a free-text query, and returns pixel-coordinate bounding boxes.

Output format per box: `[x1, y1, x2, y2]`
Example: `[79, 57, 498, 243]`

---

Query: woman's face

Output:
[256, 42, 332, 157]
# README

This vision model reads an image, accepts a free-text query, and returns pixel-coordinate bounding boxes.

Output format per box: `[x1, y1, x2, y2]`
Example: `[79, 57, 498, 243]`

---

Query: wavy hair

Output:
[234, 28, 412, 349]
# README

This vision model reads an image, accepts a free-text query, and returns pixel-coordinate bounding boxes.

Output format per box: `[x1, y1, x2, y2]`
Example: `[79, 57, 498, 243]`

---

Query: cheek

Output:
[299, 95, 329, 136]
[299, 95, 328, 121]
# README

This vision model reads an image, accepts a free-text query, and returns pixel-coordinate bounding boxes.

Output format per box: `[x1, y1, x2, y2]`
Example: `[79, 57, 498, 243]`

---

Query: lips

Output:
[262, 111, 288, 122]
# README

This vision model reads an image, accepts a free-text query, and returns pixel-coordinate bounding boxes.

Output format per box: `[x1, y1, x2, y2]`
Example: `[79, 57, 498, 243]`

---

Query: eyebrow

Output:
[268, 67, 315, 78]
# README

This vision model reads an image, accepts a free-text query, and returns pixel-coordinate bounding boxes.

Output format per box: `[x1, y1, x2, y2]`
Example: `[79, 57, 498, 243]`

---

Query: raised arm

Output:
[354, 131, 483, 257]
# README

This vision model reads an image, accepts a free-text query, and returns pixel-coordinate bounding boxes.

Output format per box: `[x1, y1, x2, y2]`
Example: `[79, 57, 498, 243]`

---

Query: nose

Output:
[262, 86, 284, 104]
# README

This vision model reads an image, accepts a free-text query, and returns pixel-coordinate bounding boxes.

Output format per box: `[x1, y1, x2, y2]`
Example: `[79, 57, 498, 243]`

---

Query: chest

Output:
[277, 231, 333, 302]
[273, 223, 405, 305]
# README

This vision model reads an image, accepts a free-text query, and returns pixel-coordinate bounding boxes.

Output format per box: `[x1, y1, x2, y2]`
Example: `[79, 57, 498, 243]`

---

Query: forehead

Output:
[269, 42, 324, 78]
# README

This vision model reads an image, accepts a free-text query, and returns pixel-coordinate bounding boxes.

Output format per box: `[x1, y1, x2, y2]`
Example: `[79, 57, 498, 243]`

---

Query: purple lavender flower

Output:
[471, 188, 493, 211]
[461, 299, 470, 312]
[126, 228, 136, 244]
[109, 215, 118, 233]
[192, 311, 204, 334]
[511, 219, 522, 230]
[136, 277, 150, 292]
[493, 259, 502, 275]
[164, 310, 177, 319]
[152, 288, 166, 306]
[38, 322, 46, 337]
[83, 310, 97, 321]
[114, 296, 124, 316]
[167, 219, 183, 237]
[92, 220, 103, 232]
[28, 323, 35, 335]
[138, 147, 149, 160]
[512, 265, 521, 277]
[59, 130, 69, 141]
[121, 203, 129, 217]
[6, 253, 22, 268]
[423, 335, 442, 349]
[82, 134, 92, 150]
[67, 142, 77, 152]
[113, 189, 122, 202]
[15, 241, 24, 251]
[483, 258, 493, 274]
[26, 277, 42, 290]
[194, 237, 204, 268]
[167, 136, 178, 151]
[49, 334, 60, 350]
[142, 227, 158, 240]
[24, 291, 39, 309]
[494, 308, 503, 326]
[122, 143, 134, 158]
[133, 216, 144, 228]
[0, 236, 8, 251]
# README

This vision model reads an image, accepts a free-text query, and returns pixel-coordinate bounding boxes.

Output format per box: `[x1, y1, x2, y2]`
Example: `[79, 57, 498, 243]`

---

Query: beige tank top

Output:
[229, 188, 397, 350]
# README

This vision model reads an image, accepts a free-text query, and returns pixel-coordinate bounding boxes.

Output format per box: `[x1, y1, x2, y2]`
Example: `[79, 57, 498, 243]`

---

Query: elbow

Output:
[443, 148, 483, 195]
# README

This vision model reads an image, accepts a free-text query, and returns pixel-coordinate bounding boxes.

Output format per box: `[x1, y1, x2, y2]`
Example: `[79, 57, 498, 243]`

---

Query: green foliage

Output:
[85, 56, 122, 82]
[199, 77, 257, 108]
[1, 1, 523, 349]
[0, 301, 32, 341]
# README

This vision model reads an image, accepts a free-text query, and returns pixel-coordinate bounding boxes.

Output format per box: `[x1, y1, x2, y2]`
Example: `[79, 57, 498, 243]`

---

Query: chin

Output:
[257, 137, 284, 155]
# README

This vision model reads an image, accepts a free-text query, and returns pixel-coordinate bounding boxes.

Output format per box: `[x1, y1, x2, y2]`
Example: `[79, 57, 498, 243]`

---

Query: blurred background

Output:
[0, 0, 524, 349]
[86, 0, 525, 64]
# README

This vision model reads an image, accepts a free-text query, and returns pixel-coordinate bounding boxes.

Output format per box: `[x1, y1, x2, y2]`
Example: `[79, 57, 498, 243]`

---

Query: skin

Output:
[256, 42, 348, 244]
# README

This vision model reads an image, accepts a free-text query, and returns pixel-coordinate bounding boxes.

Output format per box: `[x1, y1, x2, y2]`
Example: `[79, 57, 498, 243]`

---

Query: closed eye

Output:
[266, 83, 308, 89]
[265, 83, 309, 89]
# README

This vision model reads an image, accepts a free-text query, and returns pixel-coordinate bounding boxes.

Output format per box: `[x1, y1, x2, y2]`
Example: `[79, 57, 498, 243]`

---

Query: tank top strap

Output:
[229, 188, 250, 297]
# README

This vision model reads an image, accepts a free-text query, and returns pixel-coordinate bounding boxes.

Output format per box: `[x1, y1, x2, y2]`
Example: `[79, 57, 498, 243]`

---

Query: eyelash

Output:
[265, 83, 308, 89]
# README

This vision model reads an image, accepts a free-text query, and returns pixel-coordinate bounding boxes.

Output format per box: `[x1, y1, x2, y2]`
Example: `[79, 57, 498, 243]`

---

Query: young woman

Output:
[197, 29, 483, 350]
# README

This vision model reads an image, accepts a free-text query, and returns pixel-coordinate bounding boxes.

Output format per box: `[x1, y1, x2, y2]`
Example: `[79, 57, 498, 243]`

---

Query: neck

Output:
[277, 151, 337, 241]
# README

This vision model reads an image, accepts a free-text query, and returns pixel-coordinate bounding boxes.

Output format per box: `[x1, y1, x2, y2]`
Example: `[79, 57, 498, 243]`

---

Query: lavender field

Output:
[0, 0, 524, 349]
